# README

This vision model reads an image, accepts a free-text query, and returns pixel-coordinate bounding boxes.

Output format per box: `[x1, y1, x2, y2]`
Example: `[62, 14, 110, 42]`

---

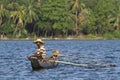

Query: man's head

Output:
[33, 39, 44, 46]
[52, 50, 60, 56]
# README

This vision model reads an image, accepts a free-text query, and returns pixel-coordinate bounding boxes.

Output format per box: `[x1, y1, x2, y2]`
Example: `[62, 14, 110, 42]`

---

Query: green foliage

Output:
[113, 30, 120, 38]
[81, 0, 120, 36]
[103, 30, 120, 39]
[0, 0, 120, 39]
[87, 34, 96, 39]
[41, 0, 74, 36]
[103, 33, 114, 39]
[0, 22, 14, 34]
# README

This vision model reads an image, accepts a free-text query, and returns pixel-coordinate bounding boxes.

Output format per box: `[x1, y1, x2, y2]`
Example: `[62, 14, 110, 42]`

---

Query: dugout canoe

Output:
[27, 50, 60, 70]
[28, 56, 59, 70]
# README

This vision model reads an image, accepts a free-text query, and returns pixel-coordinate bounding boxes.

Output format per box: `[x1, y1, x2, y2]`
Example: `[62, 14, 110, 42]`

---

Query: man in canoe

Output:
[28, 39, 46, 59]
[33, 38, 46, 59]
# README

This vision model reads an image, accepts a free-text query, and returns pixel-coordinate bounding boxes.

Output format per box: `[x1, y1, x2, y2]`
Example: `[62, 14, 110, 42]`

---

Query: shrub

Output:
[103, 33, 114, 39]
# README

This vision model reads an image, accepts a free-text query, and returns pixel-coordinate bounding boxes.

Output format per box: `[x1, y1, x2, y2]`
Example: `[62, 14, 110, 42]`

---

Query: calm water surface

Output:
[0, 40, 120, 80]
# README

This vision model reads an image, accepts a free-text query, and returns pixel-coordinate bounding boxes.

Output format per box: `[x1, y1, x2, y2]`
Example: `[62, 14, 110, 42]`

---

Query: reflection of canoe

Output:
[28, 50, 60, 70]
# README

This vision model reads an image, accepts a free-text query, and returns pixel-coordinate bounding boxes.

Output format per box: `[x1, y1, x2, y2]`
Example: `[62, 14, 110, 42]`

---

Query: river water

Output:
[0, 40, 120, 80]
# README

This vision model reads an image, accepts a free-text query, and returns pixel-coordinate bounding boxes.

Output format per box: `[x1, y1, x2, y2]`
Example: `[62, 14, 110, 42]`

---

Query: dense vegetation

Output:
[0, 0, 120, 39]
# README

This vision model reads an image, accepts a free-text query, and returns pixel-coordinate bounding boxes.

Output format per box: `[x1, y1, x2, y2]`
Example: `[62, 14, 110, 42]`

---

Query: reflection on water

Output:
[0, 40, 120, 80]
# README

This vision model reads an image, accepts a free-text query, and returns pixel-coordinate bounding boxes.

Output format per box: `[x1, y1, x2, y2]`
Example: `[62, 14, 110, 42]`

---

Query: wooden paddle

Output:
[60, 54, 116, 67]
[55, 60, 107, 68]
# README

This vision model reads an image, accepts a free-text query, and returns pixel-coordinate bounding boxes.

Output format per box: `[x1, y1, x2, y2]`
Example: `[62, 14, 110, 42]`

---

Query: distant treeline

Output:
[0, 0, 120, 39]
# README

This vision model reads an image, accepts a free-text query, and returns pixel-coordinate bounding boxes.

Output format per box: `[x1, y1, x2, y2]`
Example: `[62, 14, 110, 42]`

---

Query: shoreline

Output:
[0, 38, 119, 41]
[0, 37, 113, 41]
[0, 35, 119, 40]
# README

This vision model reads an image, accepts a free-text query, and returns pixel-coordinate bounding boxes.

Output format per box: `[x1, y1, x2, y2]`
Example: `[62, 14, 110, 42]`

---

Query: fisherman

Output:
[33, 38, 46, 59]
[28, 38, 46, 59]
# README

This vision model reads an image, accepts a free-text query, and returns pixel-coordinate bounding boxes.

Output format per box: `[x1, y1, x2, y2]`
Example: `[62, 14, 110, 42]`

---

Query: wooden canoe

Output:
[28, 50, 60, 70]
[28, 56, 59, 70]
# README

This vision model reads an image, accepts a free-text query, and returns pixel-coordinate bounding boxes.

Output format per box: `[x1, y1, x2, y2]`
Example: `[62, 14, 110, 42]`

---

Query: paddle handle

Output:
[60, 54, 116, 67]
[55, 60, 88, 67]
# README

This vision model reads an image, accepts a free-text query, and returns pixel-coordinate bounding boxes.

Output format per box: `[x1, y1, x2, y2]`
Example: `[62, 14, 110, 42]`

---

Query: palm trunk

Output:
[13, 25, 18, 38]
[0, 16, 2, 26]
[75, 10, 78, 36]
[45, 30, 48, 37]
[117, 17, 120, 30]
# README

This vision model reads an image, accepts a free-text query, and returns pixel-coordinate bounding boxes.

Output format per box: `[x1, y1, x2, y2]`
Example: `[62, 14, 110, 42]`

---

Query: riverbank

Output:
[0, 35, 106, 40]
[1, 33, 120, 40]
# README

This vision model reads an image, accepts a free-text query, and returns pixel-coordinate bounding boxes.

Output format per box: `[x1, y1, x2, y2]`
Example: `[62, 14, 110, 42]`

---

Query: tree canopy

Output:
[0, 0, 120, 39]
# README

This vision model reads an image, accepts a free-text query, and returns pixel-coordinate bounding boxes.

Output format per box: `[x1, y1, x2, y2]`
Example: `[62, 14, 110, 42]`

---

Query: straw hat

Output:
[33, 39, 44, 44]
[52, 50, 60, 56]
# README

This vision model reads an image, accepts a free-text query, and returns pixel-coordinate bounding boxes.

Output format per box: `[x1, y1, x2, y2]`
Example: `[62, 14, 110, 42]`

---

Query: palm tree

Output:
[8, 0, 41, 38]
[8, 2, 26, 37]
[71, 0, 85, 36]
[0, 4, 4, 26]
[0, 3, 8, 26]
[113, 0, 120, 30]
[23, 0, 41, 38]
[24, 0, 40, 24]
[0, 0, 10, 36]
